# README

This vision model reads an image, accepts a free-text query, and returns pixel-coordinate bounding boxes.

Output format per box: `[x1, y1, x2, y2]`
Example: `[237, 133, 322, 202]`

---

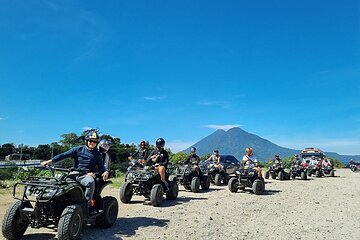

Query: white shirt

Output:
[243, 155, 258, 165]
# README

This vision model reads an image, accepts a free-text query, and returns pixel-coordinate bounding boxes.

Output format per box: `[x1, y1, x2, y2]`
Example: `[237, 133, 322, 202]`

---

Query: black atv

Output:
[120, 161, 178, 206]
[228, 166, 265, 195]
[175, 164, 210, 192]
[2, 166, 118, 240]
[322, 165, 335, 177]
[307, 162, 323, 178]
[265, 162, 288, 180]
[207, 161, 230, 186]
[289, 163, 308, 180]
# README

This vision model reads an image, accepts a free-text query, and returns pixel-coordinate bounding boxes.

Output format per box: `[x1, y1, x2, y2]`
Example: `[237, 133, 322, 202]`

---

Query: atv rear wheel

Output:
[223, 173, 230, 184]
[228, 177, 239, 193]
[58, 205, 83, 240]
[200, 176, 211, 190]
[300, 171, 307, 180]
[191, 177, 200, 193]
[330, 170, 335, 177]
[166, 180, 178, 200]
[265, 171, 270, 179]
[315, 171, 322, 178]
[252, 179, 264, 195]
[95, 197, 118, 228]
[278, 171, 284, 180]
[214, 173, 222, 186]
[120, 182, 133, 203]
[150, 184, 164, 207]
[2, 200, 30, 240]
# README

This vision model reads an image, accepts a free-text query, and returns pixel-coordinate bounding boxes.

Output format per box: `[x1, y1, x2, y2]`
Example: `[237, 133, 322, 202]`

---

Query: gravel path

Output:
[1, 169, 359, 240]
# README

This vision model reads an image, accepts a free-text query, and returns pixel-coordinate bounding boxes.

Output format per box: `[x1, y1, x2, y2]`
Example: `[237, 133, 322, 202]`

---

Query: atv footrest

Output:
[22, 207, 35, 214]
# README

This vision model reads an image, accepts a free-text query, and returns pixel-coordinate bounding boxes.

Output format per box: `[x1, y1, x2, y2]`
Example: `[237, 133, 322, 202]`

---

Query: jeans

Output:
[77, 175, 95, 207]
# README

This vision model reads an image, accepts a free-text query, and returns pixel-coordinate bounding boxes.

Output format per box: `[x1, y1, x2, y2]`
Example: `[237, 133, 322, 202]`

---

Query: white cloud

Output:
[197, 100, 233, 109]
[204, 124, 242, 131]
[0, 117, 6, 121]
[143, 96, 165, 101]
[166, 140, 198, 153]
[82, 126, 94, 131]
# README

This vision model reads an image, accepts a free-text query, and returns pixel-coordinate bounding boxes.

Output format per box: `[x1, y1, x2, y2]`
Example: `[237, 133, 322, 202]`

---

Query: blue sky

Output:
[0, 0, 359, 154]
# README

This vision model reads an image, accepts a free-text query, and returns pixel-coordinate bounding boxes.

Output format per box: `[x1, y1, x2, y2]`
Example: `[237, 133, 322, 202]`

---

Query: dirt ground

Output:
[1, 169, 359, 240]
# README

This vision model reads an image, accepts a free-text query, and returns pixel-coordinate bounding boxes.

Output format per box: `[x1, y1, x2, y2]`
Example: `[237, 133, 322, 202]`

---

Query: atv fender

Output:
[168, 175, 177, 182]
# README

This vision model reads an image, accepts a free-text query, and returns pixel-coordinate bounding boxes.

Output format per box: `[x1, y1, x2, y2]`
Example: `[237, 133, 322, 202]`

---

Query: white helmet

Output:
[99, 139, 111, 152]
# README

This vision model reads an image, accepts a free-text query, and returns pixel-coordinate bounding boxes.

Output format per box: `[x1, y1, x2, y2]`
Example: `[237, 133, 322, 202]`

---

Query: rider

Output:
[129, 140, 150, 165]
[321, 158, 332, 168]
[99, 139, 112, 173]
[242, 147, 263, 179]
[147, 138, 169, 191]
[41, 130, 109, 214]
[207, 149, 222, 169]
[184, 147, 201, 175]
[273, 155, 282, 165]
[293, 154, 301, 166]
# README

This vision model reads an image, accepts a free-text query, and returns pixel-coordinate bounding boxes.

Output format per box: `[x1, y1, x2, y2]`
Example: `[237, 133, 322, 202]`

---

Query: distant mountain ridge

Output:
[184, 127, 360, 162]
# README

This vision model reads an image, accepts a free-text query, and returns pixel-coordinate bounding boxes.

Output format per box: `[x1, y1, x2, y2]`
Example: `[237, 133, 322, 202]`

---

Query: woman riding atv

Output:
[147, 138, 170, 191]
[184, 147, 201, 175]
[242, 147, 263, 179]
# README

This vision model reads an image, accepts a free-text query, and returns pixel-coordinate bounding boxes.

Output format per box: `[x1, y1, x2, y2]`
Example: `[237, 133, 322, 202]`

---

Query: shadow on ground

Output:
[82, 217, 169, 239]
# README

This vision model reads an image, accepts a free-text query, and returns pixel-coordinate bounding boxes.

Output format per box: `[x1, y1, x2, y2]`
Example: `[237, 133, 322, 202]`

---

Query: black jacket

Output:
[184, 154, 200, 165]
[146, 148, 169, 167]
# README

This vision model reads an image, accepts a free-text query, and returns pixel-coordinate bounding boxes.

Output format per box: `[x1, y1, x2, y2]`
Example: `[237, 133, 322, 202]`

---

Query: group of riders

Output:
[40, 129, 338, 214]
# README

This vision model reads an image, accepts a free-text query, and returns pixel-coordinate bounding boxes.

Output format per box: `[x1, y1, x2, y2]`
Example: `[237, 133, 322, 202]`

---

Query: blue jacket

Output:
[52, 146, 105, 173]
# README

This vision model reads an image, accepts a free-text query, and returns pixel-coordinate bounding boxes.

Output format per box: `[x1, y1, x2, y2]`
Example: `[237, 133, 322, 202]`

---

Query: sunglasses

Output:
[88, 140, 98, 143]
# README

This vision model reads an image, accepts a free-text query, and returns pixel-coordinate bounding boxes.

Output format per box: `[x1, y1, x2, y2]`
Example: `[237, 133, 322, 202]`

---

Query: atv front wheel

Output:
[191, 177, 200, 193]
[200, 176, 211, 190]
[95, 196, 119, 228]
[315, 171, 322, 178]
[2, 200, 30, 240]
[330, 170, 335, 177]
[150, 184, 164, 207]
[271, 173, 277, 179]
[264, 171, 270, 179]
[120, 182, 133, 203]
[228, 177, 239, 193]
[300, 171, 307, 180]
[214, 173, 222, 186]
[278, 171, 284, 180]
[166, 180, 179, 200]
[252, 179, 264, 195]
[223, 173, 230, 184]
[58, 205, 83, 240]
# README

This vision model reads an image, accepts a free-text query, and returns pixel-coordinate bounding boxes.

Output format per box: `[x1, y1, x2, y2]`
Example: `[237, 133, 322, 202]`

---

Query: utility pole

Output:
[51, 143, 55, 159]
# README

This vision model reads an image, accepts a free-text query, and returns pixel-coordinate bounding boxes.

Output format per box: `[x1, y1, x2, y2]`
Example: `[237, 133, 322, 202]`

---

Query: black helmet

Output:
[85, 131, 99, 142]
[294, 154, 298, 157]
[275, 155, 279, 159]
[99, 139, 111, 152]
[190, 147, 196, 152]
[156, 138, 165, 148]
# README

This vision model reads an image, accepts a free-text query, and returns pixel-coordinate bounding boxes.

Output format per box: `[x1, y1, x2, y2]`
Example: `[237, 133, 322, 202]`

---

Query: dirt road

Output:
[1, 169, 359, 240]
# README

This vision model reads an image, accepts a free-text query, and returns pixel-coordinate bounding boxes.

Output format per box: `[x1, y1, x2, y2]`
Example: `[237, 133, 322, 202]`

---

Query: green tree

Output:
[170, 152, 188, 164]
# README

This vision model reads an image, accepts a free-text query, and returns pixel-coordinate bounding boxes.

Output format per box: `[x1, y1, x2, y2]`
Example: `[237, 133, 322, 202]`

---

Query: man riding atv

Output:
[41, 130, 109, 214]
[184, 147, 201, 175]
[265, 155, 287, 180]
[146, 138, 170, 191]
[128, 140, 150, 165]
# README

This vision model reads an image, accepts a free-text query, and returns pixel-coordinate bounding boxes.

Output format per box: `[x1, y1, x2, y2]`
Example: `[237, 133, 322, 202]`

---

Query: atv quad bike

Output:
[2, 166, 118, 240]
[265, 162, 288, 180]
[175, 164, 210, 192]
[322, 165, 335, 177]
[228, 165, 265, 195]
[207, 161, 230, 186]
[289, 163, 308, 180]
[307, 162, 323, 178]
[120, 161, 178, 206]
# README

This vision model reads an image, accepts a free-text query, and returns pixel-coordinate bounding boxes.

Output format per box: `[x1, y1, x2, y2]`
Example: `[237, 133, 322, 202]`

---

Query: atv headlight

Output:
[236, 170, 241, 175]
